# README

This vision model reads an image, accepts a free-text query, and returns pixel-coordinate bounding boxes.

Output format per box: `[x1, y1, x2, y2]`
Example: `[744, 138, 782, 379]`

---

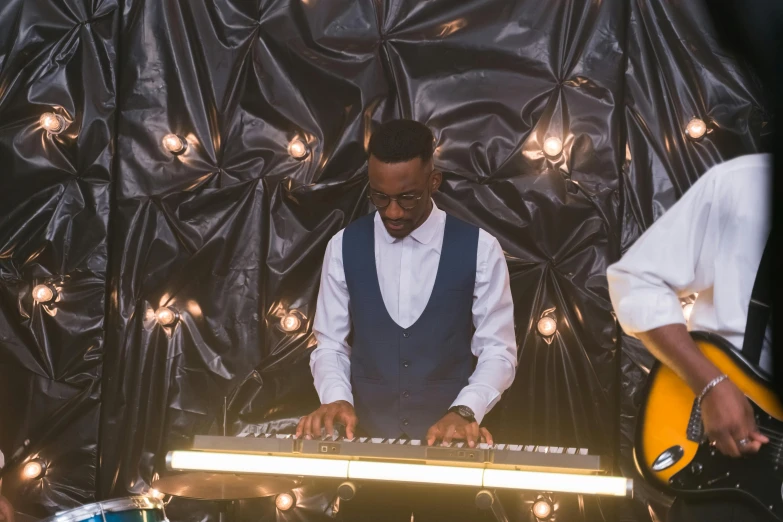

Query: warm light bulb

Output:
[682, 302, 694, 322]
[542, 137, 563, 158]
[40, 113, 65, 134]
[275, 493, 295, 511]
[147, 488, 165, 500]
[162, 134, 187, 154]
[537, 316, 557, 337]
[22, 459, 45, 480]
[288, 138, 308, 159]
[532, 498, 553, 519]
[685, 118, 706, 140]
[33, 284, 56, 303]
[280, 311, 302, 332]
[155, 307, 178, 326]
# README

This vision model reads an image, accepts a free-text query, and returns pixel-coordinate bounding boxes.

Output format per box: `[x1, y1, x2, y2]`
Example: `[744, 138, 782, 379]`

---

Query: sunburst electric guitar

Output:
[635, 331, 783, 520]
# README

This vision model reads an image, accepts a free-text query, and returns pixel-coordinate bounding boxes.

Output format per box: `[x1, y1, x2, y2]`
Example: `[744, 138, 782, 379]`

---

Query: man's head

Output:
[367, 119, 442, 238]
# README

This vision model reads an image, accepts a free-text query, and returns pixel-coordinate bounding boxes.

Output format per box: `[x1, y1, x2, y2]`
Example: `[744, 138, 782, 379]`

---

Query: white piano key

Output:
[508, 445, 522, 451]
[524, 445, 536, 452]
[496, 444, 506, 450]
[455, 442, 464, 448]
[578, 448, 589, 455]
[371, 437, 384, 443]
[536, 446, 550, 453]
[398, 439, 408, 445]
[410, 439, 421, 446]
[478, 443, 491, 450]
[566, 447, 577, 454]
[387, 438, 396, 444]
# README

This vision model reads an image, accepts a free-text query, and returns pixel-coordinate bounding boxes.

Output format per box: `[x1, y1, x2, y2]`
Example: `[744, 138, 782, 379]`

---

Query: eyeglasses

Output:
[367, 191, 426, 210]
[368, 170, 434, 210]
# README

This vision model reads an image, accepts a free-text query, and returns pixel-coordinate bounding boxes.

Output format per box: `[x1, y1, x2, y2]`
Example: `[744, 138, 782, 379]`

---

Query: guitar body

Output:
[634, 331, 783, 520]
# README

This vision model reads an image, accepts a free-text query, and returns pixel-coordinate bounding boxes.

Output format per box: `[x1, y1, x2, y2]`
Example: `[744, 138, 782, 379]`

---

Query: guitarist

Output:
[607, 153, 773, 522]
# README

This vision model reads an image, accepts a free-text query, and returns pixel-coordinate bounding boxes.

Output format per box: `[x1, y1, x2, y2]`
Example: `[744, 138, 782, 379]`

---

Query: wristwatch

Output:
[448, 405, 476, 423]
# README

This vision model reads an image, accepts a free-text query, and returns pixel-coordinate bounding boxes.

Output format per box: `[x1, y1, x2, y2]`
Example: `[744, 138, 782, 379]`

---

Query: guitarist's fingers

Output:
[750, 431, 769, 444]
[739, 439, 762, 454]
[714, 433, 741, 458]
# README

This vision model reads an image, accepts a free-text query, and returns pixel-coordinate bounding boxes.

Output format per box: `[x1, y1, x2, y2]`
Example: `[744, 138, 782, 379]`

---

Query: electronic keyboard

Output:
[192, 433, 603, 475]
[166, 433, 633, 497]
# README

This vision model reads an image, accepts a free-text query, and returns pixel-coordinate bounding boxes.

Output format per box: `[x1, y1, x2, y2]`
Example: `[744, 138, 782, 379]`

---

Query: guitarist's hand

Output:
[701, 380, 769, 457]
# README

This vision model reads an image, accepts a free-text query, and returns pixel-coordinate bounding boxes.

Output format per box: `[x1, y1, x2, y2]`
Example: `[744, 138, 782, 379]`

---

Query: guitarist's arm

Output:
[606, 167, 769, 458]
[635, 323, 768, 457]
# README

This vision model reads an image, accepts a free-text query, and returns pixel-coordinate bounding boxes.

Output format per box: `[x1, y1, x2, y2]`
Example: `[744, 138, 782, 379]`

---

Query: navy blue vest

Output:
[342, 212, 479, 439]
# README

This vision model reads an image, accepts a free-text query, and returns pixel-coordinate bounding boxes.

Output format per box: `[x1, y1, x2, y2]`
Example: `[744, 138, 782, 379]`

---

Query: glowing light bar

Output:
[349, 460, 484, 487]
[167, 451, 348, 479]
[166, 450, 632, 497]
[483, 468, 631, 497]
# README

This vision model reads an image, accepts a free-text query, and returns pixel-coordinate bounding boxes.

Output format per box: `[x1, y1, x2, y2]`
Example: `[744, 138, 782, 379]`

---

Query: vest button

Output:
[403, 332, 410, 338]
[402, 390, 410, 398]
[402, 418, 409, 426]
[402, 360, 410, 368]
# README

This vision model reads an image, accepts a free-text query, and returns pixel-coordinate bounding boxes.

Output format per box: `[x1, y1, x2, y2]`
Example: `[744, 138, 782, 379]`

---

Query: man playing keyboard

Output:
[297, 119, 518, 521]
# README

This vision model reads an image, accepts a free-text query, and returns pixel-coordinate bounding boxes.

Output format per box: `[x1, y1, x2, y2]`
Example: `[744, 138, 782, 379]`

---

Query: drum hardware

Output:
[151, 471, 299, 522]
[39, 497, 165, 522]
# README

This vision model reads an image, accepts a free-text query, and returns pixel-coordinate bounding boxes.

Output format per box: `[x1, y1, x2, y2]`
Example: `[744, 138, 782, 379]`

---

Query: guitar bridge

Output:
[686, 398, 705, 442]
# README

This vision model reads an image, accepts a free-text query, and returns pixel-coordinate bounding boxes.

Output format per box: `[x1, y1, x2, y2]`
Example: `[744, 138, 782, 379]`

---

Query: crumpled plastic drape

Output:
[0, 1, 770, 522]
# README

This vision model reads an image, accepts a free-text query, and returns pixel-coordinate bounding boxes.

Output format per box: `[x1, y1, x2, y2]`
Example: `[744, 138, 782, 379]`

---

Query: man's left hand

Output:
[425, 412, 493, 448]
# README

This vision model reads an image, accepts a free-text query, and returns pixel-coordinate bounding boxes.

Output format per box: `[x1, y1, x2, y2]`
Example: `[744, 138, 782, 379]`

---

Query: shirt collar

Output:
[375, 199, 445, 244]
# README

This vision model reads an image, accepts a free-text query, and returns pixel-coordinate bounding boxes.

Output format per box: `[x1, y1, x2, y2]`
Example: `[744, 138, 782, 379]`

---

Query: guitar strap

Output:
[741, 234, 772, 366]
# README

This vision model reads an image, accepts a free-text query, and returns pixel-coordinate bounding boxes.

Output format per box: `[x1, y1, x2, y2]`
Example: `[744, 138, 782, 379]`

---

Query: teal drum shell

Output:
[41, 497, 165, 522]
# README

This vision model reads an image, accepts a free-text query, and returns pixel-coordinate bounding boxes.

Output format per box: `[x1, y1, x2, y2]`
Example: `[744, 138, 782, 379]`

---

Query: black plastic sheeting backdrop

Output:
[0, 1, 771, 521]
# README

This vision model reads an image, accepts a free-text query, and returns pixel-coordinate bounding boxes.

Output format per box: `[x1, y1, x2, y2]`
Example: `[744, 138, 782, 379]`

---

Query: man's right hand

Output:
[295, 400, 357, 439]
[701, 379, 769, 457]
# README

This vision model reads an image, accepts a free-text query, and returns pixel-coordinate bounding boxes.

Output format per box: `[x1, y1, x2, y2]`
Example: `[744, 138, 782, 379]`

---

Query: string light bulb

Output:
[275, 492, 295, 511]
[162, 134, 187, 154]
[33, 283, 57, 304]
[542, 137, 563, 158]
[22, 459, 46, 480]
[40, 113, 66, 134]
[288, 138, 309, 159]
[685, 118, 707, 140]
[147, 488, 166, 500]
[537, 316, 557, 337]
[280, 310, 304, 332]
[532, 497, 553, 519]
[155, 307, 178, 326]
[682, 302, 694, 322]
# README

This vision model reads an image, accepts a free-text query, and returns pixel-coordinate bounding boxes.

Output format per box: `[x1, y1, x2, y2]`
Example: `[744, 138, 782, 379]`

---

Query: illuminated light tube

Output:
[166, 451, 632, 497]
[348, 461, 484, 487]
[482, 469, 631, 497]
[167, 451, 348, 479]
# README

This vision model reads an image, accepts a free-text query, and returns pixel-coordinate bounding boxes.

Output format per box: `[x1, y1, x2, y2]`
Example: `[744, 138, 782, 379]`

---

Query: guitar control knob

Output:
[690, 462, 702, 475]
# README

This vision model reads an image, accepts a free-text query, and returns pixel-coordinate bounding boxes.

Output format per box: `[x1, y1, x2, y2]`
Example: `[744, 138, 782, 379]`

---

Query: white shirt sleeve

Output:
[607, 169, 724, 337]
[450, 232, 518, 425]
[310, 232, 355, 405]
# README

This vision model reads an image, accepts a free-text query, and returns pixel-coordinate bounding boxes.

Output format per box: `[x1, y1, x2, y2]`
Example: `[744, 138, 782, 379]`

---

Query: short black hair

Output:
[368, 119, 434, 164]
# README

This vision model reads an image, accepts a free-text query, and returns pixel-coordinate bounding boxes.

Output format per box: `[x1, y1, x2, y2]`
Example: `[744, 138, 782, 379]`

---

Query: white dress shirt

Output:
[607, 154, 772, 372]
[311, 201, 517, 425]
